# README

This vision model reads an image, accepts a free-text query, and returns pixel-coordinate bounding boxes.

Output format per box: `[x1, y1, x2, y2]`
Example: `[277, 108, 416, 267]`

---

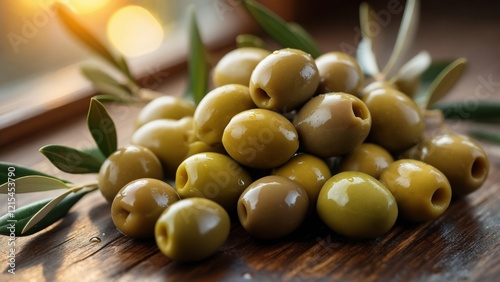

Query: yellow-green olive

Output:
[293, 93, 371, 158]
[360, 81, 398, 97]
[98, 145, 164, 203]
[379, 159, 452, 222]
[249, 48, 320, 112]
[176, 152, 252, 214]
[338, 143, 394, 178]
[362, 87, 424, 152]
[272, 153, 331, 212]
[315, 52, 364, 96]
[403, 134, 489, 197]
[111, 178, 179, 238]
[222, 109, 299, 169]
[155, 197, 230, 262]
[213, 47, 271, 87]
[194, 84, 256, 147]
[317, 171, 398, 238]
[237, 176, 309, 239]
[135, 96, 195, 129]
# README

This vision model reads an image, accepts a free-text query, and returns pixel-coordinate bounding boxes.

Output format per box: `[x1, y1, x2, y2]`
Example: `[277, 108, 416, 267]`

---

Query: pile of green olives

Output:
[97, 46, 489, 262]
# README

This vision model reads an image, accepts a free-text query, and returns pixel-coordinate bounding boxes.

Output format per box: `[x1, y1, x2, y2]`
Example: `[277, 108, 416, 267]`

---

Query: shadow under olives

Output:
[471, 156, 488, 180]
[431, 187, 450, 209]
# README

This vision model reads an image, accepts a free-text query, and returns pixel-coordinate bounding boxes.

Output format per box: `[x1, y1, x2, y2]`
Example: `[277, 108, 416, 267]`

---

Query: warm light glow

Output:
[107, 5, 164, 57]
[59, 0, 110, 14]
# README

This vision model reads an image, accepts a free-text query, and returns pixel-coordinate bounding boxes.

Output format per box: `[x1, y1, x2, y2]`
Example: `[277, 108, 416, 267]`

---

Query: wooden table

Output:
[1, 1, 499, 281]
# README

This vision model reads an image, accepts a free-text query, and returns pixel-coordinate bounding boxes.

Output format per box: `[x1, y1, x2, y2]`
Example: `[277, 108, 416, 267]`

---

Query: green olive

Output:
[315, 52, 364, 96]
[222, 109, 299, 169]
[272, 153, 331, 212]
[362, 87, 424, 152]
[403, 134, 489, 197]
[135, 96, 195, 129]
[111, 178, 179, 238]
[194, 84, 256, 147]
[249, 48, 320, 112]
[360, 81, 397, 97]
[176, 152, 252, 214]
[213, 47, 271, 87]
[379, 159, 452, 222]
[237, 175, 309, 239]
[155, 197, 230, 262]
[317, 171, 398, 238]
[98, 145, 164, 203]
[338, 143, 394, 178]
[293, 92, 371, 158]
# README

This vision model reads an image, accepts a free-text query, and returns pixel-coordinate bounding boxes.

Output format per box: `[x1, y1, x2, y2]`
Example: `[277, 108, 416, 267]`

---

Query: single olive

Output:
[176, 152, 252, 214]
[272, 153, 332, 212]
[194, 84, 256, 147]
[403, 134, 489, 197]
[249, 48, 320, 112]
[213, 47, 271, 87]
[362, 87, 424, 152]
[315, 52, 364, 96]
[379, 159, 452, 222]
[360, 81, 398, 97]
[155, 197, 230, 262]
[293, 93, 371, 158]
[338, 143, 394, 179]
[135, 96, 195, 129]
[222, 109, 299, 169]
[317, 171, 398, 238]
[237, 175, 309, 239]
[111, 178, 180, 238]
[98, 145, 164, 203]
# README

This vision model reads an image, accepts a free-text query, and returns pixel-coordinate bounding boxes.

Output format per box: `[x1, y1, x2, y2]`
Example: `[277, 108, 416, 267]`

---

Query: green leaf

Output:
[81, 66, 133, 101]
[390, 51, 431, 96]
[433, 101, 500, 121]
[414, 58, 467, 108]
[0, 186, 96, 236]
[382, 0, 420, 77]
[184, 6, 209, 105]
[0, 175, 74, 194]
[0, 162, 71, 185]
[243, 0, 321, 58]
[357, 3, 380, 76]
[87, 98, 117, 157]
[469, 130, 500, 144]
[81, 146, 107, 163]
[39, 145, 103, 174]
[236, 34, 268, 49]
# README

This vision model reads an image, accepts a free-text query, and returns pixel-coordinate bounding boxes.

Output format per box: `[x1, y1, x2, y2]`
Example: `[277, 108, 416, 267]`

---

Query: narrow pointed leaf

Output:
[0, 175, 74, 194]
[81, 146, 107, 163]
[87, 98, 117, 157]
[469, 131, 500, 144]
[243, 0, 321, 58]
[39, 145, 103, 174]
[0, 162, 71, 185]
[390, 51, 431, 96]
[357, 3, 379, 76]
[81, 66, 133, 100]
[432, 101, 500, 121]
[236, 34, 268, 49]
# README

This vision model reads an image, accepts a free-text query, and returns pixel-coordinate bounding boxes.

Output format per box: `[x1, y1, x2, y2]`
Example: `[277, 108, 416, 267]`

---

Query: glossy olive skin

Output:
[339, 143, 394, 178]
[249, 48, 320, 112]
[213, 47, 271, 87]
[360, 81, 397, 97]
[111, 178, 180, 238]
[155, 198, 230, 262]
[135, 96, 195, 129]
[272, 153, 331, 211]
[403, 134, 489, 197]
[294, 93, 371, 158]
[98, 145, 164, 203]
[176, 152, 253, 213]
[317, 171, 398, 238]
[315, 52, 364, 96]
[194, 84, 256, 147]
[237, 176, 309, 239]
[222, 109, 299, 169]
[362, 87, 424, 152]
[380, 160, 452, 222]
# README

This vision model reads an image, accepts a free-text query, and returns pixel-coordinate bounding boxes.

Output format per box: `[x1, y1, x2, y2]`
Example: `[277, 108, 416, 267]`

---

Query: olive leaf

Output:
[87, 98, 117, 158]
[81, 146, 107, 163]
[184, 6, 210, 105]
[236, 34, 268, 49]
[39, 145, 104, 174]
[357, 2, 380, 77]
[0, 185, 96, 236]
[414, 58, 467, 108]
[81, 66, 134, 102]
[0, 162, 71, 185]
[433, 101, 500, 121]
[469, 130, 500, 145]
[0, 175, 74, 194]
[389, 51, 431, 96]
[243, 0, 321, 58]
[382, 0, 420, 77]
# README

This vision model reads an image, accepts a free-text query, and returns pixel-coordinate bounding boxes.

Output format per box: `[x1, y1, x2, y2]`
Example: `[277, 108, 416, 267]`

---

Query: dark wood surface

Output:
[1, 1, 500, 281]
